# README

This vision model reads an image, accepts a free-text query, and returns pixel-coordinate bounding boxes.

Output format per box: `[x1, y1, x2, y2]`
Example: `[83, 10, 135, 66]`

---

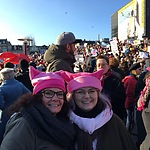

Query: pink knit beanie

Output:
[59, 69, 104, 93]
[146, 67, 150, 72]
[29, 66, 66, 94]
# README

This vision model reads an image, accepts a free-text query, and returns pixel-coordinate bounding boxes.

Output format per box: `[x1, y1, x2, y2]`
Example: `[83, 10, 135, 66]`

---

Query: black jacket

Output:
[102, 73, 126, 120]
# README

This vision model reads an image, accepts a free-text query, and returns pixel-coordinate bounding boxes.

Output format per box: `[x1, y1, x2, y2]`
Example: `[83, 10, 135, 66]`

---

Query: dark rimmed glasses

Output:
[41, 90, 64, 99]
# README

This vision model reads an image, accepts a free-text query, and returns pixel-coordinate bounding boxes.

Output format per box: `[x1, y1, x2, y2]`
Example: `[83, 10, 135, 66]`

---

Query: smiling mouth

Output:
[82, 101, 92, 104]
[48, 104, 60, 107]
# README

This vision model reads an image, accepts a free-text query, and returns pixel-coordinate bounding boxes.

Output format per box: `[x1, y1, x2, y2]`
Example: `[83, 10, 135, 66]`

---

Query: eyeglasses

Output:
[41, 90, 64, 99]
[74, 89, 98, 96]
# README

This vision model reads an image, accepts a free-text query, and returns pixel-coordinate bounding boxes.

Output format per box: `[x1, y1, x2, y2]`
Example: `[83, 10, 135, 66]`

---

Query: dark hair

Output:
[19, 59, 29, 69]
[8, 93, 41, 114]
[4, 62, 14, 68]
[96, 54, 109, 64]
[8, 92, 70, 120]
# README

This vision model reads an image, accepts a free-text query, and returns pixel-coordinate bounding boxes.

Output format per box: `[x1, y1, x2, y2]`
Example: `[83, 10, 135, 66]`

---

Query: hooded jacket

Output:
[44, 44, 75, 72]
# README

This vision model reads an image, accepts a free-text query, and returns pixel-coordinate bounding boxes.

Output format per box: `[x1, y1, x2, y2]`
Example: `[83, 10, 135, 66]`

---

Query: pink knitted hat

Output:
[146, 67, 150, 72]
[29, 66, 66, 94]
[59, 69, 104, 93]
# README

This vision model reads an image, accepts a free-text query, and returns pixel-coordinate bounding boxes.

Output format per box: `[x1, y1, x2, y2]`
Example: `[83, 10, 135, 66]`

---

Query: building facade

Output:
[0, 39, 12, 52]
[0, 39, 48, 54]
[111, 0, 150, 42]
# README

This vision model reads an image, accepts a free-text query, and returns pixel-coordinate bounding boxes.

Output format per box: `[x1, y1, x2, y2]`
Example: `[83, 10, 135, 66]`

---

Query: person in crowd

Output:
[137, 67, 150, 150]
[89, 57, 96, 73]
[134, 59, 150, 149]
[0, 68, 31, 144]
[0, 66, 75, 150]
[119, 58, 130, 77]
[122, 62, 142, 132]
[109, 57, 125, 80]
[15, 59, 33, 92]
[0, 62, 15, 84]
[3, 62, 14, 69]
[96, 54, 127, 121]
[44, 32, 82, 72]
[59, 69, 137, 150]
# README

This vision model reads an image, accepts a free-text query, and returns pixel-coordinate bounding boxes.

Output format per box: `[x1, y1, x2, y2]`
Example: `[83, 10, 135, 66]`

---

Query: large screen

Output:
[118, 0, 145, 41]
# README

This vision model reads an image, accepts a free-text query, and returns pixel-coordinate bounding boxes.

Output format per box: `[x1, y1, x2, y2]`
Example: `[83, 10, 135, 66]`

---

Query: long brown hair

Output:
[8, 93, 42, 115]
[8, 92, 71, 120]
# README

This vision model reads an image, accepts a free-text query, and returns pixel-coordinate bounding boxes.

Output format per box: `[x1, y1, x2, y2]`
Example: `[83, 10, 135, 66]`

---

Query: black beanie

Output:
[19, 59, 29, 69]
[129, 62, 141, 72]
[4, 62, 14, 68]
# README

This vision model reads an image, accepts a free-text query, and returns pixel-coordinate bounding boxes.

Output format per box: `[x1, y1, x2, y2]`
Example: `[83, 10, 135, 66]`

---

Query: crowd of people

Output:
[0, 31, 150, 149]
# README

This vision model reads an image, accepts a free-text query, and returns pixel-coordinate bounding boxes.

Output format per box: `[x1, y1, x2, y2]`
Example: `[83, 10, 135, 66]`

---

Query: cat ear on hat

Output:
[57, 69, 104, 83]
[29, 66, 41, 80]
[91, 69, 104, 80]
[57, 70, 74, 83]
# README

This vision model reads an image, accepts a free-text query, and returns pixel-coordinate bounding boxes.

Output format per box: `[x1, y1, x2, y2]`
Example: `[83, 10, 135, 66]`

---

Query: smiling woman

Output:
[41, 88, 65, 115]
[59, 69, 138, 150]
[0, 66, 75, 150]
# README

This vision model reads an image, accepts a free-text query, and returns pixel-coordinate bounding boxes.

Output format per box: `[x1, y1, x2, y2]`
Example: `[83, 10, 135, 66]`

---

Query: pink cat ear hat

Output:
[29, 66, 66, 94]
[146, 67, 150, 72]
[58, 69, 104, 93]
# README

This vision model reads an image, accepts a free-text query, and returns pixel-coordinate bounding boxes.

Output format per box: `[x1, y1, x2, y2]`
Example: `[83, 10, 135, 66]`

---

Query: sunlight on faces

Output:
[74, 87, 98, 112]
[136, 67, 142, 75]
[96, 58, 109, 74]
[41, 87, 64, 115]
[68, 43, 76, 55]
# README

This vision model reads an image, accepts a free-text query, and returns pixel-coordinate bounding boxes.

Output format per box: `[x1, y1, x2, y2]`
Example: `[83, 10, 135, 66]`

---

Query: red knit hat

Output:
[59, 69, 104, 93]
[29, 66, 66, 94]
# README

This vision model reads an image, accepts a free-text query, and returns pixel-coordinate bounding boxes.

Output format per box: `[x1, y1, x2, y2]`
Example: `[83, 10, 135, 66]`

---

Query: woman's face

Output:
[41, 87, 64, 115]
[73, 87, 98, 112]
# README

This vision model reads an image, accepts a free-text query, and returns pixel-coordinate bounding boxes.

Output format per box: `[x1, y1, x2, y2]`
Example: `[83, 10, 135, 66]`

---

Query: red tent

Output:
[0, 52, 30, 64]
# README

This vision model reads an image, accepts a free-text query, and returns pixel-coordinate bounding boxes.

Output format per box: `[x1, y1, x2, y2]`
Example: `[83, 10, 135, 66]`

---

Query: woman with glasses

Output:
[60, 69, 137, 150]
[0, 66, 75, 150]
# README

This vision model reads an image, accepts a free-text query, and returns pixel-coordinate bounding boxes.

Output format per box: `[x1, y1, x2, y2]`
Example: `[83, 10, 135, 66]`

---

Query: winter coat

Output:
[15, 69, 33, 92]
[134, 71, 147, 100]
[0, 78, 30, 111]
[134, 71, 147, 148]
[71, 112, 137, 150]
[0, 78, 31, 144]
[96, 114, 137, 150]
[122, 75, 137, 109]
[44, 44, 75, 72]
[102, 73, 126, 120]
[140, 101, 150, 150]
[0, 113, 69, 150]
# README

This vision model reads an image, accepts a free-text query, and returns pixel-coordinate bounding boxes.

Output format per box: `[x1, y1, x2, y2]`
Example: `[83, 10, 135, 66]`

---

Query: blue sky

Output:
[0, 0, 130, 46]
